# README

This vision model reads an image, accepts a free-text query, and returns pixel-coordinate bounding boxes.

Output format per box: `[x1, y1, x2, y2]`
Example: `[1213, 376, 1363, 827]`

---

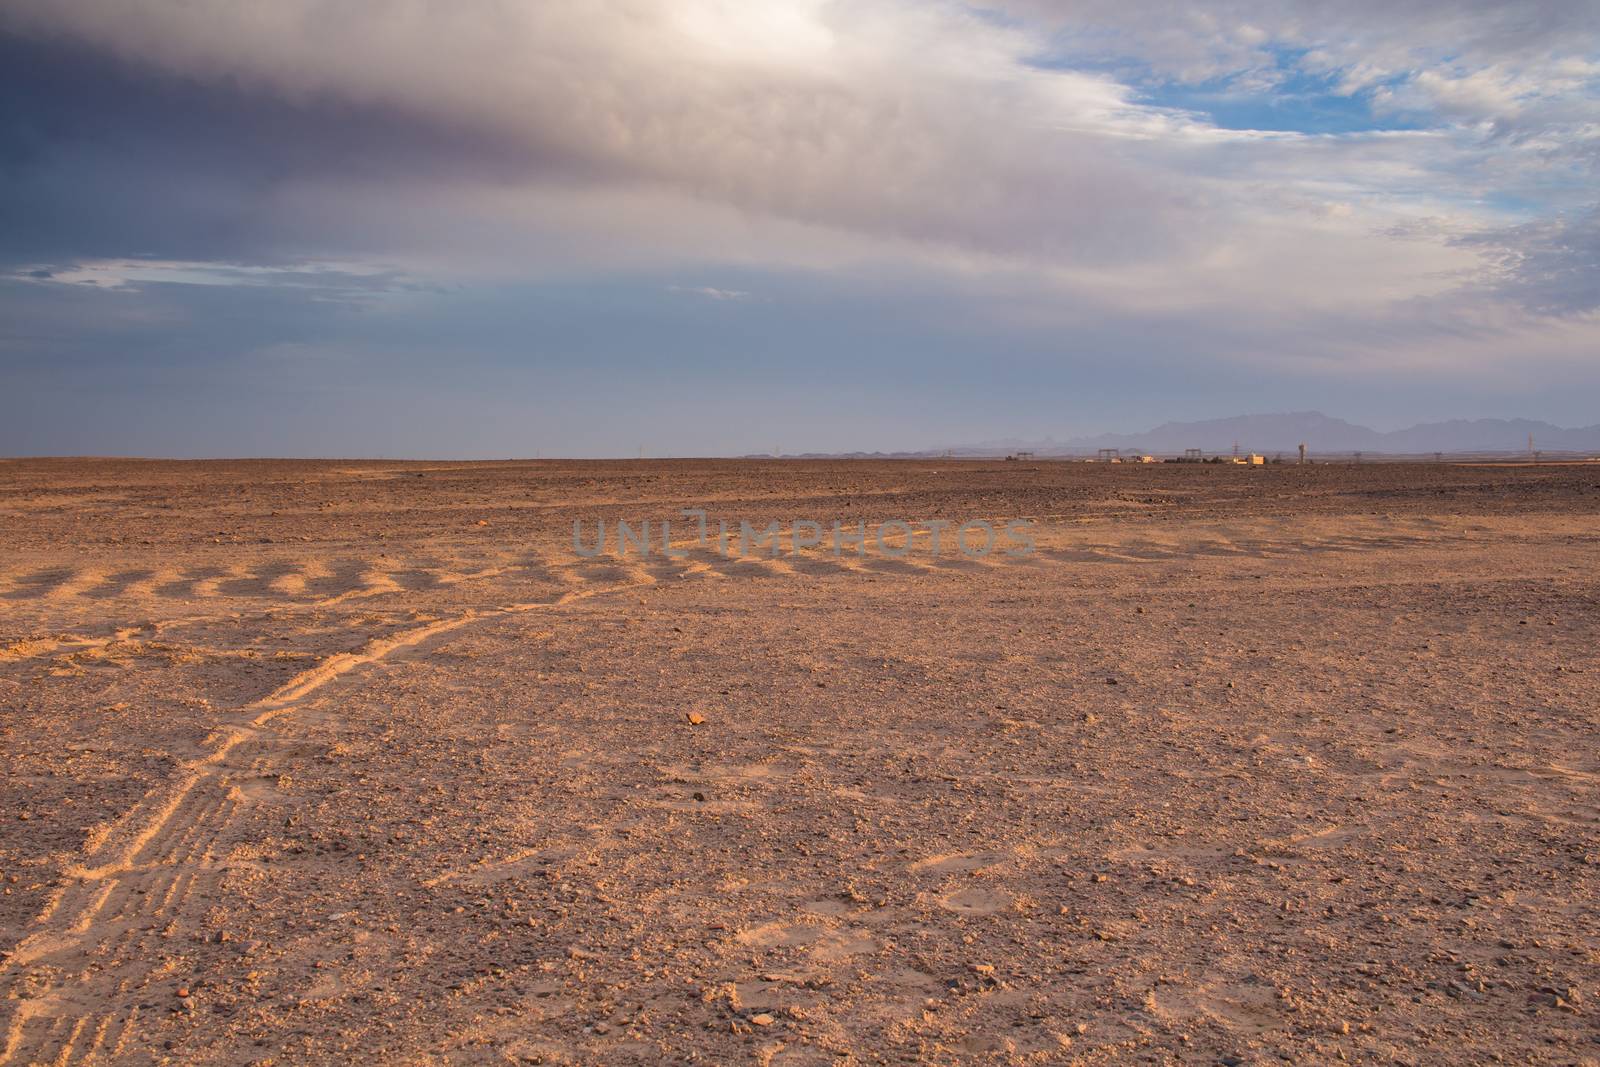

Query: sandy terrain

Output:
[1, 458, 1597, 1064]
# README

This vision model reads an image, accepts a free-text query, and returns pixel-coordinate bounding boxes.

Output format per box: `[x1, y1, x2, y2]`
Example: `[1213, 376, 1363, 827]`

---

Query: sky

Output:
[2, 1, 1597, 457]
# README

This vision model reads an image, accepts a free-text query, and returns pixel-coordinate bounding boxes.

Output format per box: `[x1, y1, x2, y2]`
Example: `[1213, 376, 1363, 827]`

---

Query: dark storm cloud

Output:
[0, 31, 606, 267]
[0, 8, 1209, 271]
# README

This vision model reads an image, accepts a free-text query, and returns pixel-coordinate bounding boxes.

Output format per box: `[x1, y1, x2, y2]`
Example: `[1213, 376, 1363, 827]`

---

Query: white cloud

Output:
[669, 286, 752, 301]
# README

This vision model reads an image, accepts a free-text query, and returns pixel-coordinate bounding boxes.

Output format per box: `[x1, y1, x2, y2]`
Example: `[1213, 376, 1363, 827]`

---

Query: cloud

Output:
[8, 258, 414, 297]
[669, 286, 752, 301]
[0, 5, 1176, 265]
[0, 2, 1492, 271]
[1452, 206, 1600, 314]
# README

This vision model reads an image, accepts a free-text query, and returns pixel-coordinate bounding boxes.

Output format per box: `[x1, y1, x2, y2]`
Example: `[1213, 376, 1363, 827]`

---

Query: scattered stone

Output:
[749, 1013, 775, 1027]
[685, 712, 706, 726]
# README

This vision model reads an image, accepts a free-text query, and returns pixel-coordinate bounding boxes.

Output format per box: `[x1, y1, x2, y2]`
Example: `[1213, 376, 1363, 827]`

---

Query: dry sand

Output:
[1, 458, 1597, 1064]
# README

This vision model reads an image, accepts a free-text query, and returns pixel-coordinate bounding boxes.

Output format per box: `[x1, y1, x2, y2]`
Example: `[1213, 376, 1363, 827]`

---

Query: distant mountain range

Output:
[929, 412, 1600, 457]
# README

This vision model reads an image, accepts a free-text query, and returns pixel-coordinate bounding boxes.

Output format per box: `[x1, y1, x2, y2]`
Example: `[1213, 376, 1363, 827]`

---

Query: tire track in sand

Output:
[0, 571, 657, 1067]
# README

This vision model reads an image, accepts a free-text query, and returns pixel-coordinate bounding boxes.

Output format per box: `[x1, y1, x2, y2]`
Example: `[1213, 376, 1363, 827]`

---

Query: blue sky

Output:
[1033, 42, 1427, 135]
[1, 1, 1597, 456]
[1143, 72, 1423, 136]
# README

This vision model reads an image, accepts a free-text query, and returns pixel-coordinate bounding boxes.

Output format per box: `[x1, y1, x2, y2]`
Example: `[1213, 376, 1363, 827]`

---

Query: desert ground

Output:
[0, 458, 1597, 1065]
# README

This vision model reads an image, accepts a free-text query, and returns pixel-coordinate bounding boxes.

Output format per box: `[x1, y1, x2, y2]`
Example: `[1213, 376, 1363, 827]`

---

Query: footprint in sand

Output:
[736, 915, 876, 963]
[937, 886, 1012, 915]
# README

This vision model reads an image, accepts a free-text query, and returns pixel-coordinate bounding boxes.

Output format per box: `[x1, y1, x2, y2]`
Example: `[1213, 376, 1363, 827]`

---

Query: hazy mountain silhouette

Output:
[942, 412, 1600, 456]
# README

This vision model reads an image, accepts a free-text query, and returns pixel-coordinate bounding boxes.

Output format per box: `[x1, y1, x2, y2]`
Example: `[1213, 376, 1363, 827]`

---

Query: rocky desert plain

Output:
[0, 457, 1596, 1065]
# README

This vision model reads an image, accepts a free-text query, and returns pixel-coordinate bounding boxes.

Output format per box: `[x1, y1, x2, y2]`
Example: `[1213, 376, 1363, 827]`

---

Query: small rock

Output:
[750, 1013, 775, 1026]
[685, 712, 706, 726]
